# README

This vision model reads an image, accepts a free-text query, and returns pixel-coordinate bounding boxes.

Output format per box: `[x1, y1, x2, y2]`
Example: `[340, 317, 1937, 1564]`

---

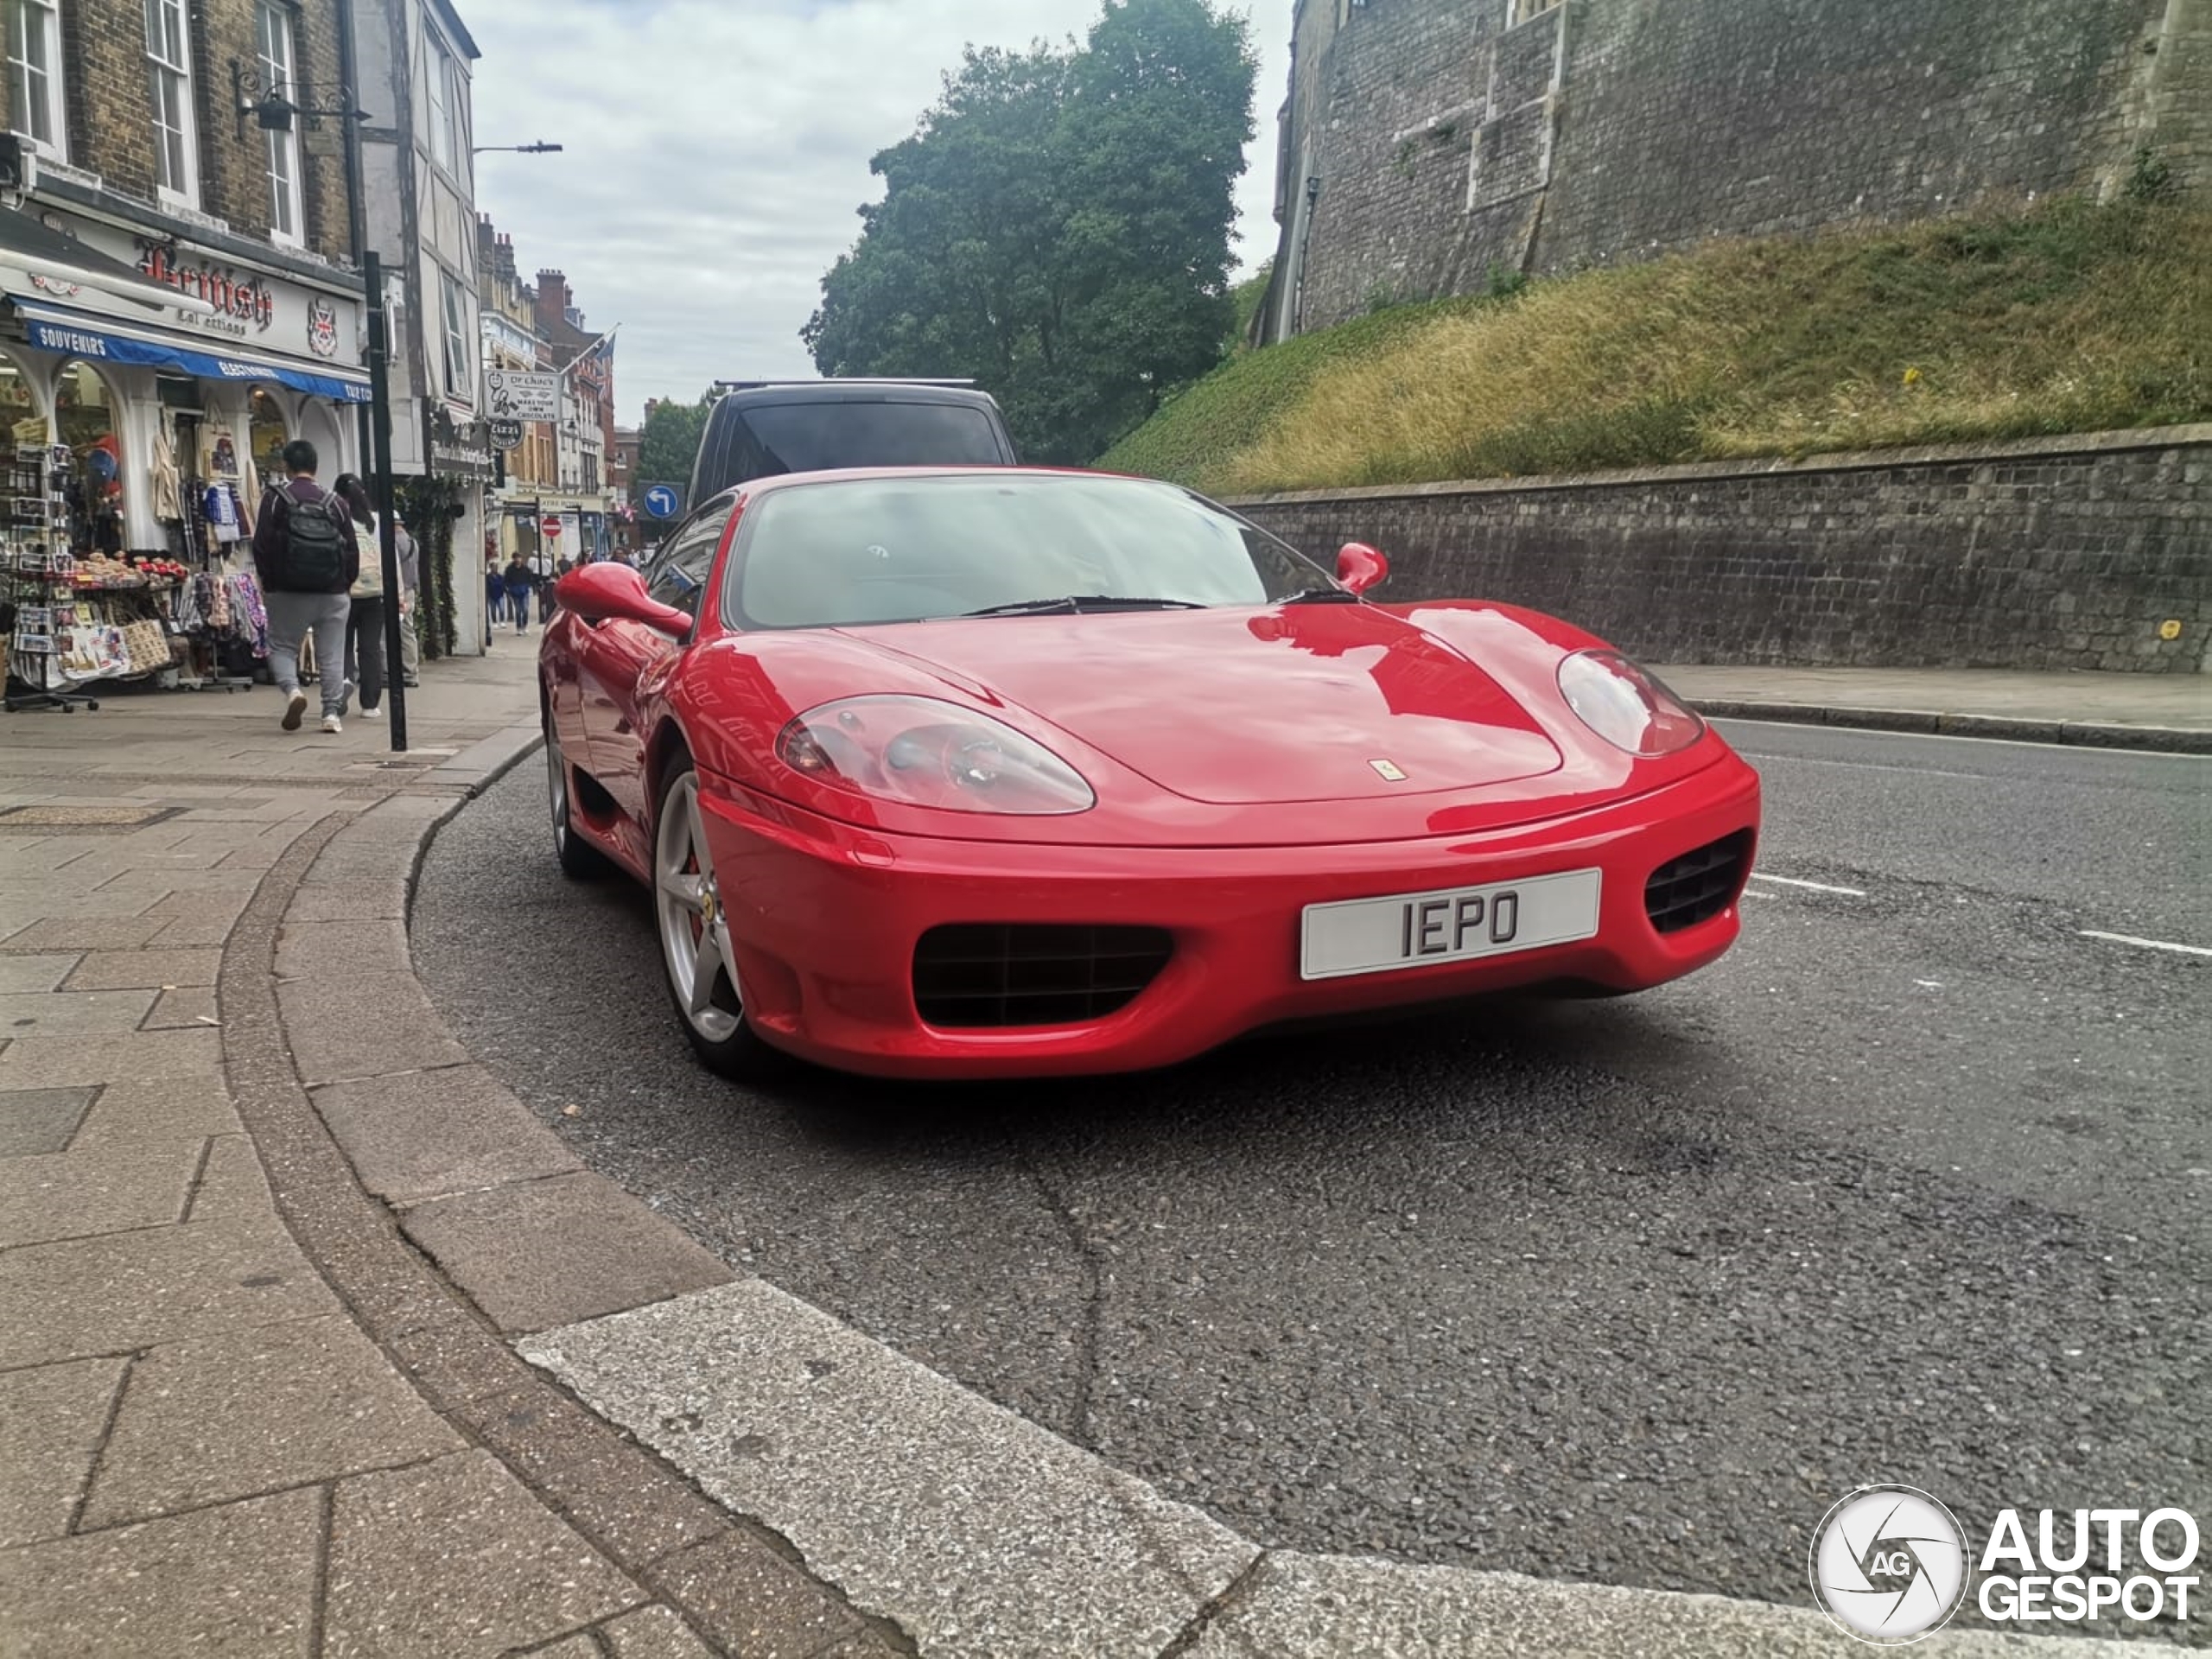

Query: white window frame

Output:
[6, 0, 67, 160]
[1508, 0, 1561, 24]
[440, 271, 471, 400]
[143, 0, 198, 206]
[424, 28, 462, 175]
[256, 3, 304, 245]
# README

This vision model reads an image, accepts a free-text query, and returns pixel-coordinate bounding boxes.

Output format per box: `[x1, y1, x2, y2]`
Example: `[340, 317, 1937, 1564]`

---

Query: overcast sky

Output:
[463, 0, 1292, 423]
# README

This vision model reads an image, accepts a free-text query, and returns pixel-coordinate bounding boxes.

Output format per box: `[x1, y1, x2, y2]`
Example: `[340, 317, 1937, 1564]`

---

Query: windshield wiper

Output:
[1280, 586, 1361, 604]
[955, 595, 1207, 618]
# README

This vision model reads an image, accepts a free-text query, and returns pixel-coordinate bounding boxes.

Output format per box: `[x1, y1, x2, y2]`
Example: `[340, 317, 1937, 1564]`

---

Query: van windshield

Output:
[727, 402, 1007, 477]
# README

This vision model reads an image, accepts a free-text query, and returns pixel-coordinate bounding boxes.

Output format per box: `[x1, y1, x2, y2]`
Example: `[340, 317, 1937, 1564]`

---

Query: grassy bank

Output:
[1098, 200, 2212, 495]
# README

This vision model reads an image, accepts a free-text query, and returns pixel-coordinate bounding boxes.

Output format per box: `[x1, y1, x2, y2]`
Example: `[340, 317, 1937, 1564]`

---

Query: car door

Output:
[576, 506, 729, 824]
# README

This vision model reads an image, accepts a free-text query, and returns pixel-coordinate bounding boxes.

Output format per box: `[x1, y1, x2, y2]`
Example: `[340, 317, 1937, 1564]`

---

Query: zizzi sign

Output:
[135, 242, 276, 334]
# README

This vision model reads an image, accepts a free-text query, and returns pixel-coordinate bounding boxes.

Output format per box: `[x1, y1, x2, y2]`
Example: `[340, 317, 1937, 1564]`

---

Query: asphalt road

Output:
[413, 721, 2209, 1637]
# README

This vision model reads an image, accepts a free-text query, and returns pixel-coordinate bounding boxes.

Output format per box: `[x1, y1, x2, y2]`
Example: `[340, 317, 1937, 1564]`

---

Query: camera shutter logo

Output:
[1810, 1485, 1969, 1644]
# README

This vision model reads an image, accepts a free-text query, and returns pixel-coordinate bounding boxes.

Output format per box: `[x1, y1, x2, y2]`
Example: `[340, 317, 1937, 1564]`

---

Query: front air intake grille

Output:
[912, 924, 1173, 1027]
[1644, 830, 1754, 934]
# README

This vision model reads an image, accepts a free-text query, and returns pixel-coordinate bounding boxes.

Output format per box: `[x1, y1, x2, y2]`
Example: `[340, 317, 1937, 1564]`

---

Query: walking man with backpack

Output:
[252, 439, 361, 734]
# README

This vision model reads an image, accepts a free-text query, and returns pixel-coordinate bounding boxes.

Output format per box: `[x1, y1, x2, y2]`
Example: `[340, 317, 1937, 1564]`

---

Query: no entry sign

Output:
[540, 515, 563, 537]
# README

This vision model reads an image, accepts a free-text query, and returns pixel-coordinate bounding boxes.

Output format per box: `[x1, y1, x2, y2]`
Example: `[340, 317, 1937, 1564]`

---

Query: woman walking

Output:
[333, 474, 389, 721]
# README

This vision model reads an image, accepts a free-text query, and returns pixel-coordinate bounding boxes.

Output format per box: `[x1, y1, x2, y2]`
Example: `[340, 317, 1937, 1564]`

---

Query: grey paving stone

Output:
[79, 1313, 461, 1529]
[0, 1141, 201, 1248]
[0, 912, 172, 951]
[1180, 1550, 2107, 1658]
[601, 1604, 720, 1659]
[323, 1450, 645, 1658]
[0, 1085, 96, 1156]
[0, 1027, 222, 1087]
[0, 1216, 338, 1369]
[0, 1484, 319, 1656]
[143, 984, 220, 1029]
[284, 878, 409, 924]
[61, 948, 222, 990]
[0, 953, 79, 993]
[187, 1133, 273, 1220]
[650, 1533, 862, 1659]
[313, 1065, 581, 1205]
[0, 988, 160, 1036]
[523, 1280, 1257, 1659]
[68, 1075, 241, 1147]
[399, 1170, 734, 1335]
[0, 1355, 127, 1545]
[526, 1637, 603, 1659]
[277, 973, 470, 1085]
[275, 917, 408, 982]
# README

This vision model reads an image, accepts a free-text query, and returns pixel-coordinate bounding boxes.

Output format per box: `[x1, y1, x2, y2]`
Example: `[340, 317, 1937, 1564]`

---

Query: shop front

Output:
[1, 204, 369, 701]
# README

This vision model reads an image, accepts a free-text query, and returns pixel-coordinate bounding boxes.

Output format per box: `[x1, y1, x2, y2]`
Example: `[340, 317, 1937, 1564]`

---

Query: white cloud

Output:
[461, 0, 1291, 417]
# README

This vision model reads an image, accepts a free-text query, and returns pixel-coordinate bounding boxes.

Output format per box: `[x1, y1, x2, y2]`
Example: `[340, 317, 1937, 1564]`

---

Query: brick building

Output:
[2, 0, 372, 560]
[1259, 0, 2211, 340]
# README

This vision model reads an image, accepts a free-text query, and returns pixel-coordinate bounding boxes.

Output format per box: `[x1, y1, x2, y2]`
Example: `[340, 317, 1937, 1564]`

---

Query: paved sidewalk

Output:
[1658, 663, 2209, 751]
[0, 649, 897, 1658]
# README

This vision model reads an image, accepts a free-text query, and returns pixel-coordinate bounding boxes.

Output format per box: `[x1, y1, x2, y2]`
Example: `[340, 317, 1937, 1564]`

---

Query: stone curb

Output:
[226, 720, 912, 1659]
[1693, 699, 2212, 754]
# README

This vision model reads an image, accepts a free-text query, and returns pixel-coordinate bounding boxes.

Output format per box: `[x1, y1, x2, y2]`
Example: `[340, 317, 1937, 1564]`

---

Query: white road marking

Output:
[1746, 872, 1867, 897]
[2078, 930, 2212, 958]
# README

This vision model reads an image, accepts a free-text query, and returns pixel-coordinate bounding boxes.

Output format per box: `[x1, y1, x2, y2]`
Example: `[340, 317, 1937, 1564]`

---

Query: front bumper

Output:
[696, 757, 1761, 1078]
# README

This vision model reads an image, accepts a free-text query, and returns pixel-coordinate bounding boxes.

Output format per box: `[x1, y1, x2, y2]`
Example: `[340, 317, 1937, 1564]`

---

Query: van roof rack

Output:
[712, 377, 978, 390]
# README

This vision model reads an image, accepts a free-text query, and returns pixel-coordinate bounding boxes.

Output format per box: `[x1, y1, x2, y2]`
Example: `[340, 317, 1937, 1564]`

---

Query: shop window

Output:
[55, 361, 124, 555]
[249, 386, 289, 486]
[5, 0, 67, 159]
[256, 3, 305, 245]
[143, 0, 199, 204]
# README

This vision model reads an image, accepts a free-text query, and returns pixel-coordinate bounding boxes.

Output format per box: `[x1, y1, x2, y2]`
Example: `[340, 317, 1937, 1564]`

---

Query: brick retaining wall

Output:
[1225, 427, 2211, 674]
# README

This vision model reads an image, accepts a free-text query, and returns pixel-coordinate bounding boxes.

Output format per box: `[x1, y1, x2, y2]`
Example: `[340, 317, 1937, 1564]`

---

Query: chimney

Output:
[536, 270, 569, 331]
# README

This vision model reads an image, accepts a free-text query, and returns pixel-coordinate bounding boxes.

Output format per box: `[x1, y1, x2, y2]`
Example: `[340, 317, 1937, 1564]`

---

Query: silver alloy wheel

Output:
[655, 771, 741, 1043]
[546, 724, 569, 849]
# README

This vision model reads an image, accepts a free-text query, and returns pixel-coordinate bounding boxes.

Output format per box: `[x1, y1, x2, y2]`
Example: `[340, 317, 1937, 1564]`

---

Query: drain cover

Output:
[0, 803, 184, 830]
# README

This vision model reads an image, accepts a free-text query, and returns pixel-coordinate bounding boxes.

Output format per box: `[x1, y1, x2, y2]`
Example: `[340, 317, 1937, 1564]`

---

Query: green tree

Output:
[638, 390, 714, 490]
[803, 0, 1256, 465]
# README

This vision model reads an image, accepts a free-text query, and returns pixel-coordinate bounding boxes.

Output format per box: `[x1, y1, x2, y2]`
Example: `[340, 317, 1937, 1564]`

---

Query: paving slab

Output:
[0, 953, 80, 993]
[60, 948, 222, 990]
[1180, 1549, 2121, 1658]
[275, 917, 409, 981]
[276, 971, 471, 1085]
[400, 1169, 735, 1334]
[0, 912, 173, 951]
[602, 1604, 721, 1659]
[0, 1026, 221, 1086]
[0, 1484, 321, 1656]
[67, 1075, 240, 1147]
[0, 1355, 128, 1545]
[284, 878, 410, 924]
[650, 1532, 867, 1659]
[523, 1279, 1260, 1659]
[312, 1065, 581, 1205]
[0, 1215, 338, 1368]
[143, 983, 219, 1029]
[0, 988, 159, 1036]
[323, 1450, 645, 1659]
[0, 1085, 97, 1156]
[0, 1141, 201, 1248]
[186, 1132, 274, 1220]
[79, 1313, 461, 1529]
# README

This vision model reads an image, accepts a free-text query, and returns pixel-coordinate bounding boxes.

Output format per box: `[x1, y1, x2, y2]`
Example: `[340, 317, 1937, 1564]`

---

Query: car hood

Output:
[844, 604, 1565, 806]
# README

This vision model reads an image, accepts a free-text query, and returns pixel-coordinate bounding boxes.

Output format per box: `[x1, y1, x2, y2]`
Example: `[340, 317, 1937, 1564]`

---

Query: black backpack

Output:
[280, 486, 350, 590]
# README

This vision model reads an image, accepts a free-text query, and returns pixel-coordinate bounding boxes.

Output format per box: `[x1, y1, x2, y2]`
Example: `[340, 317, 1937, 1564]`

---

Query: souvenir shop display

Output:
[1, 442, 99, 711]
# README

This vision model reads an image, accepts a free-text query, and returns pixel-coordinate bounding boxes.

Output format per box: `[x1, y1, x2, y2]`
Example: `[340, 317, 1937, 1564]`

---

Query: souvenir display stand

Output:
[1, 442, 99, 712]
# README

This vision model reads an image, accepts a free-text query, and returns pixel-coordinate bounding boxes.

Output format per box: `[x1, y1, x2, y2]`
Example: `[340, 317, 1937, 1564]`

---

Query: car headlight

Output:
[1556, 650, 1706, 756]
[775, 695, 1096, 815]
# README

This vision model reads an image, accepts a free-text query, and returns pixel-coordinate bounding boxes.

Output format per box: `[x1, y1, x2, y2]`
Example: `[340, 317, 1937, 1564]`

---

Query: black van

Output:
[688, 379, 1019, 502]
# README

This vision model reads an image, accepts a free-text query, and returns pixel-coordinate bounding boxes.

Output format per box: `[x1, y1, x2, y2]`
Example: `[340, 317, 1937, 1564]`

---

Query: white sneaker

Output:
[337, 677, 357, 717]
[321, 715, 343, 734]
[359, 703, 384, 719]
[282, 690, 308, 731]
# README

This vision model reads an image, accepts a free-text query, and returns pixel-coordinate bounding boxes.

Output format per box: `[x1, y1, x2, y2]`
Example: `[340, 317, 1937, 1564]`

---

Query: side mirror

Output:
[554, 562, 693, 636]
[1335, 542, 1389, 595]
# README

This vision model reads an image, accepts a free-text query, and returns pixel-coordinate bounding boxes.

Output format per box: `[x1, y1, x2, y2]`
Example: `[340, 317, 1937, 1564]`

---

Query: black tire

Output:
[544, 716, 612, 880]
[652, 756, 790, 1081]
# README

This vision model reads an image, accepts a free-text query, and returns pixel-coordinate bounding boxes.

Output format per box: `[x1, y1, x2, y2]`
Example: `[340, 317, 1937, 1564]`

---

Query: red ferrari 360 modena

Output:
[539, 467, 1760, 1080]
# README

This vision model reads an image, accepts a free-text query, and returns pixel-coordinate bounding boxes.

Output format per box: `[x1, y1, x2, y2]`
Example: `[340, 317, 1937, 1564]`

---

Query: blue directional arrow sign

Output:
[642, 483, 684, 519]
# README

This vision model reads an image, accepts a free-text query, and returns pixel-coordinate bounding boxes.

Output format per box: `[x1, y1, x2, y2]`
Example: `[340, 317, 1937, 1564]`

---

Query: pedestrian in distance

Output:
[503, 555, 535, 635]
[486, 561, 505, 626]
[252, 439, 360, 734]
[332, 474, 388, 721]
[394, 507, 423, 686]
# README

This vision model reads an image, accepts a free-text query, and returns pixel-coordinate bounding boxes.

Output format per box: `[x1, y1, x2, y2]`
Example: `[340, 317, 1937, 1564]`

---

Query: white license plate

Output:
[1300, 868, 1604, 981]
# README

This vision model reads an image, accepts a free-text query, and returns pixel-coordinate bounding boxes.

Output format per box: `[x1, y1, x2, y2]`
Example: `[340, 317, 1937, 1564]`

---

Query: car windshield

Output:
[728, 402, 1007, 476]
[728, 474, 1334, 631]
